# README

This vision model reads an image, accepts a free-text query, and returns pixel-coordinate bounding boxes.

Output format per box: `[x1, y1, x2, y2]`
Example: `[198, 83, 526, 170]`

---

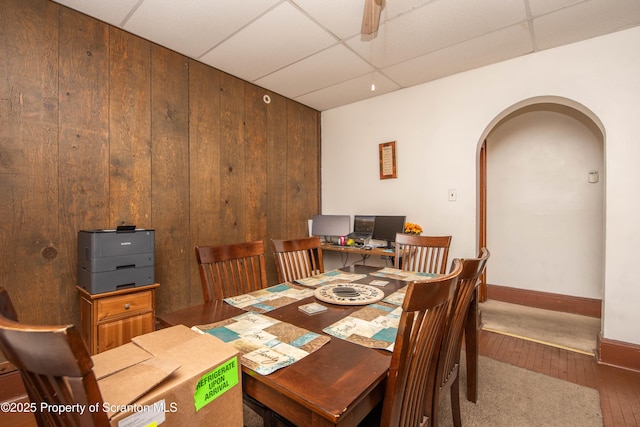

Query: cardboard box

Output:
[92, 325, 242, 426]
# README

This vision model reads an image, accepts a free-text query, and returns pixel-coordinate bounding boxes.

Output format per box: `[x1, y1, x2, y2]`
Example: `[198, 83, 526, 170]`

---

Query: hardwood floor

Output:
[479, 329, 640, 427]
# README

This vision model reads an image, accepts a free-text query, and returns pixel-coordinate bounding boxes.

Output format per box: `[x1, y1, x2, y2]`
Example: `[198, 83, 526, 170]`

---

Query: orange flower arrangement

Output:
[404, 222, 423, 235]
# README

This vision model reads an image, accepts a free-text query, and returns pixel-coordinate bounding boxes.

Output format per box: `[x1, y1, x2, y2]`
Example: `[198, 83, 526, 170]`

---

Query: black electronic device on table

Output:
[347, 215, 375, 242]
[372, 215, 406, 249]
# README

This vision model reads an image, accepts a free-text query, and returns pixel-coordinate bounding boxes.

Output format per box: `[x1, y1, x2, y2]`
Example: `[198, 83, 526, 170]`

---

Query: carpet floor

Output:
[437, 354, 602, 427]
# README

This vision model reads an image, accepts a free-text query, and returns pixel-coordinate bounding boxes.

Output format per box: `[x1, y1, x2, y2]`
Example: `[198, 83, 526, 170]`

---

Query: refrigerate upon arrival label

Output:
[194, 356, 239, 411]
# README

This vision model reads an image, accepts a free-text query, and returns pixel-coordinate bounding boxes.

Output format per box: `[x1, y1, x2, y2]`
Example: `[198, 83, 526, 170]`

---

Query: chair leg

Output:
[464, 292, 479, 403]
[450, 374, 462, 427]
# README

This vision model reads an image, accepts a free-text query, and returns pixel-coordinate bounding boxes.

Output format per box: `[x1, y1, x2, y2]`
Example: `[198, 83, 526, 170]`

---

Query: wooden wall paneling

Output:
[58, 7, 110, 325]
[2, 1, 323, 324]
[308, 106, 322, 215]
[150, 46, 190, 313]
[219, 73, 246, 244]
[0, 0, 60, 326]
[285, 102, 320, 238]
[109, 28, 152, 228]
[244, 84, 268, 245]
[188, 60, 222, 304]
[265, 92, 289, 284]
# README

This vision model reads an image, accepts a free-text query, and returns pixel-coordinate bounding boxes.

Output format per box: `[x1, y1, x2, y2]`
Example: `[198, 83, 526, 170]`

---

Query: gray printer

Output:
[77, 228, 155, 294]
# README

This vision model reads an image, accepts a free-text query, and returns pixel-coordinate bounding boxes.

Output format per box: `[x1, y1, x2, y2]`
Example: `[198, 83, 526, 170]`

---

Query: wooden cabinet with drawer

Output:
[77, 283, 159, 354]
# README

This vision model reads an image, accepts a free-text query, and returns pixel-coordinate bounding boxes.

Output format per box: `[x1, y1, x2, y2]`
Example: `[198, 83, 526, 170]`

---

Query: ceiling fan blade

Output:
[361, 0, 385, 41]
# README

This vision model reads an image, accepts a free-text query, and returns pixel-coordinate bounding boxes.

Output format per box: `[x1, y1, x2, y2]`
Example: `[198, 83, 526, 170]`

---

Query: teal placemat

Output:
[224, 283, 314, 313]
[322, 301, 402, 352]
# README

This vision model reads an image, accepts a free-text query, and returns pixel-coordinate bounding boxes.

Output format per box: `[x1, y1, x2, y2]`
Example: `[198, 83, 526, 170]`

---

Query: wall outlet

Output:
[448, 189, 457, 201]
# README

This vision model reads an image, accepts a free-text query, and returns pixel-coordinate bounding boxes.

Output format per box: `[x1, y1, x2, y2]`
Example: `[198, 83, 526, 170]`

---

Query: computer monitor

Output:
[372, 215, 406, 248]
[311, 215, 350, 242]
[353, 215, 375, 234]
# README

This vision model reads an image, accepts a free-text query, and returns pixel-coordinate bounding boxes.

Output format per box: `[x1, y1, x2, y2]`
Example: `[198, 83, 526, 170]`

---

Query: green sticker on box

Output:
[194, 356, 239, 411]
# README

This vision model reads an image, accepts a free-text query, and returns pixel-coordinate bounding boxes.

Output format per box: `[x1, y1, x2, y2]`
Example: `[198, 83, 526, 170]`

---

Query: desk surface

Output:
[321, 242, 395, 257]
[159, 265, 400, 427]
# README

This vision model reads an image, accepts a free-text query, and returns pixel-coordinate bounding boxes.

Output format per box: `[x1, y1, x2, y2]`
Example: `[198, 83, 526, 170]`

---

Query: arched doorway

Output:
[477, 96, 605, 313]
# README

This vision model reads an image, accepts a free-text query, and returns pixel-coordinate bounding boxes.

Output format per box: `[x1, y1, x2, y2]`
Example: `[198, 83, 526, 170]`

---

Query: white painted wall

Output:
[486, 106, 604, 299]
[321, 27, 640, 345]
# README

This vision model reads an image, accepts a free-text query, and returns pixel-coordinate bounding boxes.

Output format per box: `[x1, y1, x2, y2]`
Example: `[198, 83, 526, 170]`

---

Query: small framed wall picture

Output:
[379, 141, 397, 179]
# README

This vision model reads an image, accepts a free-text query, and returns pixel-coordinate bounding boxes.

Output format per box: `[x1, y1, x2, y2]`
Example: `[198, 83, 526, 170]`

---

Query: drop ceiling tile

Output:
[346, 0, 528, 68]
[528, 0, 588, 17]
[52, 0, 140, 26]
[122, 0, 279, 58]
[382, 0, 441, 18]
[533, 0, 640, 50]
[292, 0, 364, 39]
[295, 71, 400, 111]
[255, 44, 372, 99]
[383, 23, 533, 87]
[200, 2, 336, 82]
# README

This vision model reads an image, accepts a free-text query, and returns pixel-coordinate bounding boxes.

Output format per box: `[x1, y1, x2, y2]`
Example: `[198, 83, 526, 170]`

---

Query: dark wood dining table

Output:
[158, 264, 478, 426]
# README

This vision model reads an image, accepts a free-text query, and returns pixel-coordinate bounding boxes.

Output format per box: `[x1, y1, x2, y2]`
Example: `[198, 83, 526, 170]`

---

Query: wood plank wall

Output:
[0, 0, 320, 327]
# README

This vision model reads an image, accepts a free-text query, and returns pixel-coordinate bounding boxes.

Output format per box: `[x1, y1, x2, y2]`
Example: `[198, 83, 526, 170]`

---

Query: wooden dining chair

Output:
[394, 233, 452, 274]
[195, 240, 268, 302]
[194, 241, 286, 426]
[379, 259, 462, 427]
[0, 290, 110, 427]
[271, 236, 324, 283]
[430, 248, 490, 427]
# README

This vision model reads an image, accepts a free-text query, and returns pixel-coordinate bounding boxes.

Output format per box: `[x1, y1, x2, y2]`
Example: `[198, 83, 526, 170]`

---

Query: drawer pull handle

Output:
[124, 303, 130, 310]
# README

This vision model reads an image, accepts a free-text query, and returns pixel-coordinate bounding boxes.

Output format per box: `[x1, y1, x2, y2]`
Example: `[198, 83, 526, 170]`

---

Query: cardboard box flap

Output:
[92, 342, 152, 380]
[131, 324, 198, 354]
[148, 332, 239, 385]
[98, 356, 181, 419]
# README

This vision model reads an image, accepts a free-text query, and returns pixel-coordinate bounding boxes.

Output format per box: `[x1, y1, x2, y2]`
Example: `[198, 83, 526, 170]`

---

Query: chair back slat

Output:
[380, 260, 462, 427]
[394, 234, 452, 274]
[195, 241, 268, 302]
[271, 236, 324, 283]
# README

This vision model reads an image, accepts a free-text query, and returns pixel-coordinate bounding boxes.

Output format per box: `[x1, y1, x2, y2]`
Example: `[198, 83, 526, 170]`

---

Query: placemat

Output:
[322, 301, 402, 352]
[370, 267, 436, 282]
[295, 269, 367, 287]
[195, 312, 330, 375]
[224, 283, 315, 313]
[382, 285, 408, 306]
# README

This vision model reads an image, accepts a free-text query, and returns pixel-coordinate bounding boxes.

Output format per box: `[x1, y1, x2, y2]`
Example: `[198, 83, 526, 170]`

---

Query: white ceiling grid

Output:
[52, 0, 640, 111]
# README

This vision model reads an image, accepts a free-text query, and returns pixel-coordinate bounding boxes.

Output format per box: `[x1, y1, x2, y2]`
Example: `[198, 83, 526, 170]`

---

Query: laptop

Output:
[347, 215, 375, 241]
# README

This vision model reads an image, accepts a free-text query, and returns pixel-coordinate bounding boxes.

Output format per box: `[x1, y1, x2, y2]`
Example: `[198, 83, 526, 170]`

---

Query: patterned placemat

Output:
[224, 283, 315, 313]
[295, 269, 367, 287]
[314, 283, 385, 306]
[370, 267, 436, 282]
[322, 301, 402, 352]
[382, 285, 408, 306]
[195, 312, 330, 375]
